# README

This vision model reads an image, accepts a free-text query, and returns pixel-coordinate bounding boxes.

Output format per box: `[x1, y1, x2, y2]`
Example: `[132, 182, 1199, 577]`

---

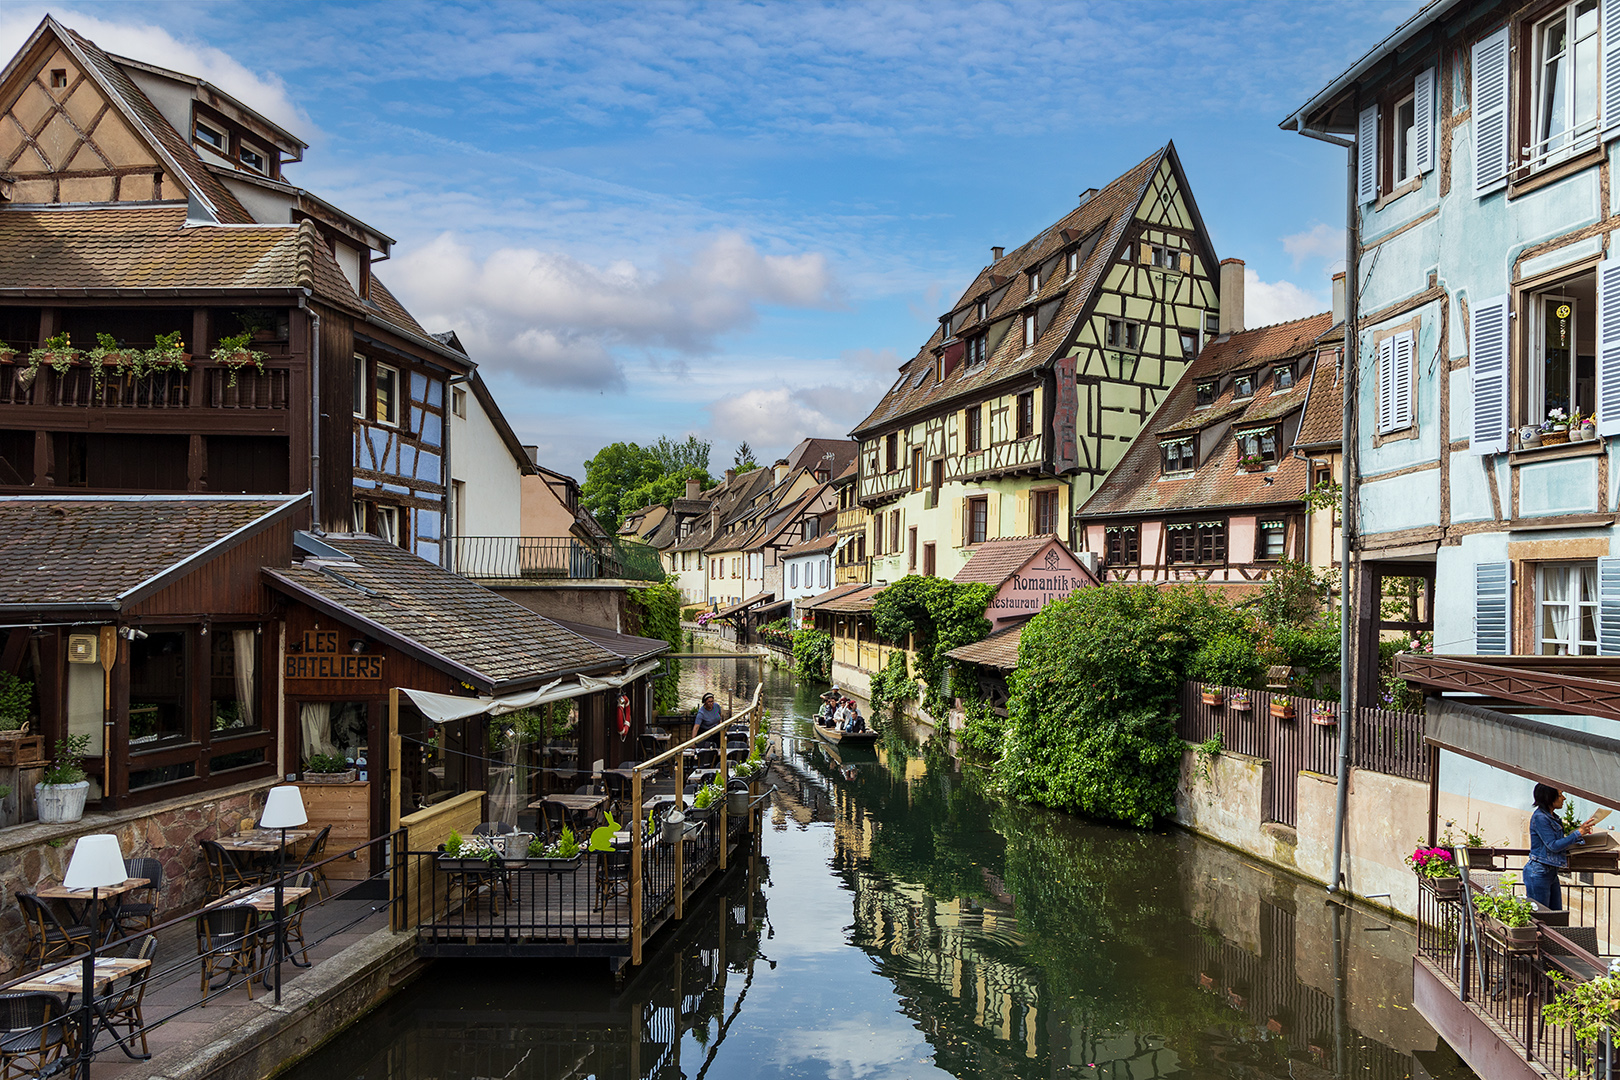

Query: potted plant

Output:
[85, 333, 141, 397]
[1519, 425, 1542, 449]
[1200, 686, 1225, 707]
[22, 332, 79, 387]
[1229, 689, 1252, 712]
[36, 734, 91, 824]
[1458, 822, 1496, 869]
[0, 344, 16, 365]
[210, 332, 267, 388]
[1240, 454, 1266, 473]
[437, 830, 501, 872]
[1406, 844, 1461, 898]
[1473, 885, 1537, 949]
[143, 330, 189, 374]
[1542, 408, 1571, 445]
[1544, 967, 1620, 1062]
[302, 751, 357, 784]
[1582, 415, 1598, 440]
[529, 826, 583, 867]
[1310, 703, 1338, 727]
[1568, 410, 1589, 442]
[1269, 698, 1297, 720]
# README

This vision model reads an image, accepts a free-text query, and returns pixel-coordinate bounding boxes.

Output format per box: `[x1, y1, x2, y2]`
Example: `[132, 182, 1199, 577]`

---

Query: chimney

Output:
[724, 467, 736, 485]
[522, 444, 539, 465]
[992, 246, 1004, 260]
[685, 477, 701, 500]
[773, 458, 789, 484]
[1219, 258, 1245, 335]
[1078, 187, 1098, 205]
[1331, 271, 1347, 326]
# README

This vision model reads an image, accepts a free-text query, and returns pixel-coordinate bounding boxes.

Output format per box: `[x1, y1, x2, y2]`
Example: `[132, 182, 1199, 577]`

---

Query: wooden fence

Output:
[1179, 683, 1426, 827]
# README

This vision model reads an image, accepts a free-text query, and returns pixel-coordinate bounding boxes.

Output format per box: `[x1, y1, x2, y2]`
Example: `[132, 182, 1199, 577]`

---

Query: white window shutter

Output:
[1392, 331, 1415, 430]
[1475, 562, 1511, 655]
[1598, 259, 1620, 436]
[1471, 296, 1510, 453]
[1357, 104, 1378, 204]
[1376, 337, 1395, 433]
[1600, 557, 1620, 655]
[1604, 0, 1620, 136]
[1414, 67, 1436, 176]
[1473, 27, 1512, 196]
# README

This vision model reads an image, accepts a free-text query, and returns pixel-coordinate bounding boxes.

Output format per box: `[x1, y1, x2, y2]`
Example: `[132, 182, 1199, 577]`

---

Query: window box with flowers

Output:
[1407, 845, 1461, 898]
[143, 330, 189, 374]
[22, 332, 80, 386]
[0, 344, 16, 365]
[86, 333, 143, 396]
[211, 332, 267, 388]
[1240, 454, 1267, 473]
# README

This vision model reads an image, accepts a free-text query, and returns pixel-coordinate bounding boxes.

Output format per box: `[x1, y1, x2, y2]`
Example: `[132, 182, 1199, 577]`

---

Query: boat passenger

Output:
[1527, 784, 1592, 910]
[842, 703, 866, 734]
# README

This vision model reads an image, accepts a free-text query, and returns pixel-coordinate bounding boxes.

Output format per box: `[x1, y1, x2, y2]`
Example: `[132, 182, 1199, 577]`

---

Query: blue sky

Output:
[3, 1, 1412, 479]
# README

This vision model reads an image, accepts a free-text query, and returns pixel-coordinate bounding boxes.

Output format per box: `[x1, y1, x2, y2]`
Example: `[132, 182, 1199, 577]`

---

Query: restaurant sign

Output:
[985, 542, 1095, 629]
[285, 630, 384, 681]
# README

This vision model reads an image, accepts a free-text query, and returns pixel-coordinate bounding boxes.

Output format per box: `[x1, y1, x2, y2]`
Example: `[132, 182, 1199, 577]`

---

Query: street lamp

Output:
[63, 833, 126, 1079]
[258, 786, 307, 1005]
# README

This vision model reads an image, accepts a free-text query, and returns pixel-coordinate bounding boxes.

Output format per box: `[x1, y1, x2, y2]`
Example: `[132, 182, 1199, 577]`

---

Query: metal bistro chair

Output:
[199, 839, 265, 900]
[103, 933, 157, 1058]
[197, 905, 259, 1003]
[594, 846, 632, 911]
[472, 821, 516, 836]
[258, 872, 317, 971]
[117, 857, 164, 935]
[0, 992, 71, 1079]
[536, 800, 569, 846]
[291, 825, 332, 901]
[15, 893, 91, 969]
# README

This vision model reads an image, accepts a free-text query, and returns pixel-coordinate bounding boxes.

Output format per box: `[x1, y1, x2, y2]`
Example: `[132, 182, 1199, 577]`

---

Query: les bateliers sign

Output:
[284, 630, 384, 681]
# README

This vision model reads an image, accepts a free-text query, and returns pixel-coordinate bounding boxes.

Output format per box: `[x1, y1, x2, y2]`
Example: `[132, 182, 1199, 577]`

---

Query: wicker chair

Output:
[291, 825, 332, 901]
[116, 857, 164, 934]
[102, 933, 157, 1057]
[0, 992, 71, 1079]
[594, 847, 632, 911]
[197, 905, 259, 1003]
[15, 893, 91, 969]
[199, 840, 263, 900]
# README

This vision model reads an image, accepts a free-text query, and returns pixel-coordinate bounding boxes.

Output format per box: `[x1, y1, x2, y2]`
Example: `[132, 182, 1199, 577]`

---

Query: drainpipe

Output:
[1296, 122, 1357, 895]
[309, 306, 323, 531]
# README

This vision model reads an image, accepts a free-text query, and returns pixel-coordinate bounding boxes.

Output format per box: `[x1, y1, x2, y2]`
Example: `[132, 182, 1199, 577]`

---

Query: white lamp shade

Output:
[63, 834, 127, 890]
[260, 785, 308, 829]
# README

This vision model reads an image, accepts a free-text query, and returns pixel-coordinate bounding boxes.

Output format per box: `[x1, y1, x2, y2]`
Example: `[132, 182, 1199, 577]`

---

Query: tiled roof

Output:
[802, 584, 883, 613]
[367, 276, 429, 338]
[0, 495, 299, 611]
[781, 532, 836, 558]
[854, 146, 1190, 436]
[1078, 312, 1334, 519]
[953, 537, 1061, 587]
[787, 438, 857, 478]
[1294, 330, 1346, 449]
[713, 592, 773, 618]
[551, 619, 669, 663]
[944, 624, 1022, 671]
[669, 467, 774, 554]
[264, 535, 622, 691]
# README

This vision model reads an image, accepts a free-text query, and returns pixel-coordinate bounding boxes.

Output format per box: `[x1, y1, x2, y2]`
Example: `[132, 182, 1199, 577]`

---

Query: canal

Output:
[284, 654, 1475, 1080]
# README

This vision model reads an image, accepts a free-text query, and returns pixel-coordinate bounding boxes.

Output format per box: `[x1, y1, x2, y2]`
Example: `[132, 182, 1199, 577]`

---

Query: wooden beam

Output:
[1398, 654, 1620, 723]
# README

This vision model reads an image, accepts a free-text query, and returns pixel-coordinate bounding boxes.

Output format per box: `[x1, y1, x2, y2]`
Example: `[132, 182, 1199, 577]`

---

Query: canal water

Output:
[284, 654, 1475, 1080]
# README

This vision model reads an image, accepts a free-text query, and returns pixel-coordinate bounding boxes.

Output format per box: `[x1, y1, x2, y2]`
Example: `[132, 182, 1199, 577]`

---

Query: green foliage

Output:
[733, 441, 758, 470]
[1472, 879, 1533, 927]
[629, 579, 683, 713]
[622, 466, 715, 524]
[955, 694, 1005, 761]
[444, 830, 463, 857]
[0, 671, 32, 731]
[649, 435, 711, 474]
[1195, 733, 1223, 782]
[871, 575, 996, 715]
[997, 584, 1248, 827]
[145, 330, 189, 372]
[1246, 558, 1334, 628]
[43, 734, 90, 786]
[757, 616, 795, 650]
[305, 751, 351, 774]
[792, 628, 832, 682]
[1544, 970, 1620, 1051]
[1188, 633, 1265, 690]
[553, 826, 580, 858]
[869, 649, 914, 722]
[24, 332, 78, 379]
[1303, 478, 1341, 515]
[582, 438, 717, 533]
[1262, 613, 1342, 699]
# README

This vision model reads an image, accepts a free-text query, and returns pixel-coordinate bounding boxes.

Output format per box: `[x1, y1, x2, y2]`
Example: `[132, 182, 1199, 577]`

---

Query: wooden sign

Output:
[285, 630, 384, 682]
[985, 542, 1094, 630]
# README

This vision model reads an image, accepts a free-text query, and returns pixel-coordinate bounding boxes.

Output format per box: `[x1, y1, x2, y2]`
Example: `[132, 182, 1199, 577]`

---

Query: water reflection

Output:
[285, 655, 1474, 1080]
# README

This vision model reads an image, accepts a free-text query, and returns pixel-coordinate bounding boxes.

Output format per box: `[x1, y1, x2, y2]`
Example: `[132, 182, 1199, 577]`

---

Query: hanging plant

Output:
[24, 332, 79, 384]
[86, 333, 141, 396]
[144, 330, 189, 374]
[0, 344, 17, 364]
[210, 331, 267, 387]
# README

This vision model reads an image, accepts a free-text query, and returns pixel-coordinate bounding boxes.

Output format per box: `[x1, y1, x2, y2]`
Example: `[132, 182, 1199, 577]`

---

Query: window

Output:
[911, 448, 924, 491]
[908, 527, 917, 572]
[967, 496, 988, 545]
[1197, 521, 1227, 563]
[1149, 244, 1176, 268]
[1017, 392, 1035, 439]
[195, 122, 226, 151]
[885, 433, 899, 472]
[890, 510, 901, 552]
[352, 356, 367, 419]
[1105, 525, 1139, 566]
[1034, 489, 1058, 535]
[1274, 364, 1295, 390]
[451, 479, 466, 536]
[1181, 329, 1200, 359]
[351, 500, 368, 533]
[1170, 521, 1226, 564]
[1377, 329, 1416, 434]
[1528, 290, 1594, 427]
[49, 69, 68, 89]
[129, 630, 188, 749]
[452, 387, 466, 418]
[1029, 269, 1041, 294]
[1106, 318, 1140, 351]
[1257, 520, 1287, 560]
[238, 144, 267, 174]
[1233, 372, 1256, 399]
[820, 560, 829, 588]
[965, 406, 982, 452]
[1067, 250, 1079, 276]
[923, 543, 936, 577]
[1161, 437, 1195, 474]
[1394, 93, 1418, 184]
[374, 504, 403, 547]
[1205, 312, 1220, 335]
[1532, 1, 1601, 167]
[1236, 426, 1279, 465]
[375, 363, 399, 427]
[966, 334, 987, 367]
[1023, 313, 1037, 348]
[210, 628, 260, 733]
[1537, 562, 1599, 654]
[975, 298, 988, 321]
[1195, 381, 1216, 406]
[790, 562, 799, 588]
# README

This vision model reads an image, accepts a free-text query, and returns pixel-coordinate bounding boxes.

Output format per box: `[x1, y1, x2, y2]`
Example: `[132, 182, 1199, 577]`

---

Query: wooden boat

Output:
[813, 722, 878, 746]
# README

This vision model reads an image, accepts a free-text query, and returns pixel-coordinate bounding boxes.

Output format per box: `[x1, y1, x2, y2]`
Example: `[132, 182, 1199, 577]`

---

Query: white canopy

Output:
[400, 658, 662, 724]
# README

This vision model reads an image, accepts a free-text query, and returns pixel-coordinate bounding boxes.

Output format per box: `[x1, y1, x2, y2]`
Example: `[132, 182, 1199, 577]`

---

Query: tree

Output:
[580, 442, 662, 533]
[650, 435, 710, 475]
[621, 465, 714, 516]
[734, 441, 758, 470]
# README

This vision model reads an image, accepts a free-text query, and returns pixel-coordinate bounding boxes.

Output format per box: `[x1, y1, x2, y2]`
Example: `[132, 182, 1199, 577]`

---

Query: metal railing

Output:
[450, 536, 665, 583]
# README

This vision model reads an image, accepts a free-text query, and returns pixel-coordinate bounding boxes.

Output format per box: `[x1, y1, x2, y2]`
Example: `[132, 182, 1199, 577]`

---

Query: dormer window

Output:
[1273, 363, 1295, 390]
[1067, 250, 1079, 276]
[195, 122, 226, 152]
[1028, 269, 1041, 295]
[975, 298, 988, 321]
[238, 144, 267, 174]
[1161, 437, 1195, 474]
[1023, 313, 1037, 348]
[1195, 381, 1216, 407]
[940, 312, 954, 340]
[1236, 426, 1279, 466]
[966, 334, 987, 368]
[1233, 372, 1255, 399]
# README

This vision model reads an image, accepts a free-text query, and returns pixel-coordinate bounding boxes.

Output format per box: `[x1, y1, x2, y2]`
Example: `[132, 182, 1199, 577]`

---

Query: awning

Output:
[945, 625, 1022, 672]
[401, 658, 661, 724]
[1426, 697, 1620, 810]
[713, 592, 773, 619]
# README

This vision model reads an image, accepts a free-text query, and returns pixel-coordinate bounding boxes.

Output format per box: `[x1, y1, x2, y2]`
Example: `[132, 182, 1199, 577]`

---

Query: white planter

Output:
[35, 781, 89, 824]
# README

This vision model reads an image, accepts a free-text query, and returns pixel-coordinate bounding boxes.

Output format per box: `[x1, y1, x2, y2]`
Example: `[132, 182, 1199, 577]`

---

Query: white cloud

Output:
[388, 231, 839, 389]
[0, 6, 312, 136]
[1244, 268, 1327, 329]
[707, 387, 852, 450]
[1282, 223, 1346, 268]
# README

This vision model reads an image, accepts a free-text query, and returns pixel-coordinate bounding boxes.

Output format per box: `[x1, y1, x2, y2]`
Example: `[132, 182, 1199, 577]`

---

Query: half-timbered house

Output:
[849, 144, 1222, 582]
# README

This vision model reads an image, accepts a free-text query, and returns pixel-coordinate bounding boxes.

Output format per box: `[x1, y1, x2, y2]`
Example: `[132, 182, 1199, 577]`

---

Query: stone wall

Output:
[0, 778, 274, 974]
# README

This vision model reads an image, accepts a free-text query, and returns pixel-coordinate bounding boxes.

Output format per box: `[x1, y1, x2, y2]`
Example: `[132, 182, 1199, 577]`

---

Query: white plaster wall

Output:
[1447, 451, 1494, 523]
[449, 392, 523, 540]
[1358, 471, 1441, 534]
[1517, 457, 1600, 517]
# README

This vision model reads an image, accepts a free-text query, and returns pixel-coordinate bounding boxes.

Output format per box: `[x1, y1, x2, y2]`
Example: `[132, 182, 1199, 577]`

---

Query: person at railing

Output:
[1528, 784, 1593, 909]
[694, 694, 726, 738]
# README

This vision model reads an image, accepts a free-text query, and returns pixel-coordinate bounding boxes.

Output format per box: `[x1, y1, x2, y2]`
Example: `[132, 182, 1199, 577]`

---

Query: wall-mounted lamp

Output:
[348, 638, 367, 654]
[119, 627, 148, 641]
[199, 619, 210, 637]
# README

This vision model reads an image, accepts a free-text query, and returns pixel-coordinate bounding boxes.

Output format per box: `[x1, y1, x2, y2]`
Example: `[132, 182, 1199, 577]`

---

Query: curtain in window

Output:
[300, 702, 336, 761]
[232, 629, 256, 729]
[1542, 566, 1572, 654]
[1581, 563, 1600, 649]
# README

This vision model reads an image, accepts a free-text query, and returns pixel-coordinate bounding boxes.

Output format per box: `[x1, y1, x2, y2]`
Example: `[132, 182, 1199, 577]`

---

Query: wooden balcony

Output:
[0, 362, 293, 432]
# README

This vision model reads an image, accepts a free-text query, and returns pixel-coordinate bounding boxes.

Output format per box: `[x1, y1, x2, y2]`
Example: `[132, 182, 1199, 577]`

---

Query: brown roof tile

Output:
[0, 495, 298, 611]
[265, 535, 623, 691]
[944, 623, 1022, 671]
[800, 583, 883, 612]
[953, 537, 1062, 587]
[367, 276, 429, 338]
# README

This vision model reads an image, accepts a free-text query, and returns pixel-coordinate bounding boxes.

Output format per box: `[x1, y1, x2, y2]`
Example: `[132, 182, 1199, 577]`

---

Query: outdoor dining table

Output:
[205, 884, 315, 980]
[13, 956, 153, 1060]
[531, 792, 608, 833]
[215, 829, 313, 853]
[36, 876, 149, 942]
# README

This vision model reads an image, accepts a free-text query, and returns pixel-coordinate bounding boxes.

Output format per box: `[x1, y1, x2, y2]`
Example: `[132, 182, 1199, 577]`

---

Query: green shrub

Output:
[792, 628, 832, 682]
[0, 672, 31, 732]
[1188, 633, 1264, 690]
[956, 694, 1004, 761]
[630, 579, 683, 712]
[869, 650, 914, 722]
[871, 575, 996, 715]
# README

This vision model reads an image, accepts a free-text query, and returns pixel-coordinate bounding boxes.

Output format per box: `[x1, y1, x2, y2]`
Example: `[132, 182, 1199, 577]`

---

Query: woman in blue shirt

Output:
[1526, 784, 1592, 910]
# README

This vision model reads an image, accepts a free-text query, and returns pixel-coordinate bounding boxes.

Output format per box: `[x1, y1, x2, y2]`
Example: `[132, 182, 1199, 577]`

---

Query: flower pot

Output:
[532, 854, 582, 870]
[1501, 922, 1538, 950]
[1427, 875, 1461, 899]
[436, 856, 497, 873]
[1543, 429, 1569, 445]
[1570, 426, 1588, 442]
[1465, 847, 1495, 870]
[1200, 689, 1225, 707]
[302, 769, 357, 784]
[1583, 423, 1597, 440]
[1241, 461, 1265, 473]
[1266, 1016, 1286, 1036]
[1520, 426, 1541, 448]
[1270, 700, 1297, 720]
[1198, 971, 1217, 990]
[34, 780, 89, 824]
[1229, 691, 1252, 713]
[1310, 708, 1337, 727]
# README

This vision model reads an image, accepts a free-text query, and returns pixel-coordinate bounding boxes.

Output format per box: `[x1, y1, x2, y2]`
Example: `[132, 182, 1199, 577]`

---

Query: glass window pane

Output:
[210, 628, 259, 733]
[129, 630, 188, 749]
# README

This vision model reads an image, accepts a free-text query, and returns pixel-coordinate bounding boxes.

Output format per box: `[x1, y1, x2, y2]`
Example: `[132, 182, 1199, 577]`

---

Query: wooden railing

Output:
[0, 364, 292, 410]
